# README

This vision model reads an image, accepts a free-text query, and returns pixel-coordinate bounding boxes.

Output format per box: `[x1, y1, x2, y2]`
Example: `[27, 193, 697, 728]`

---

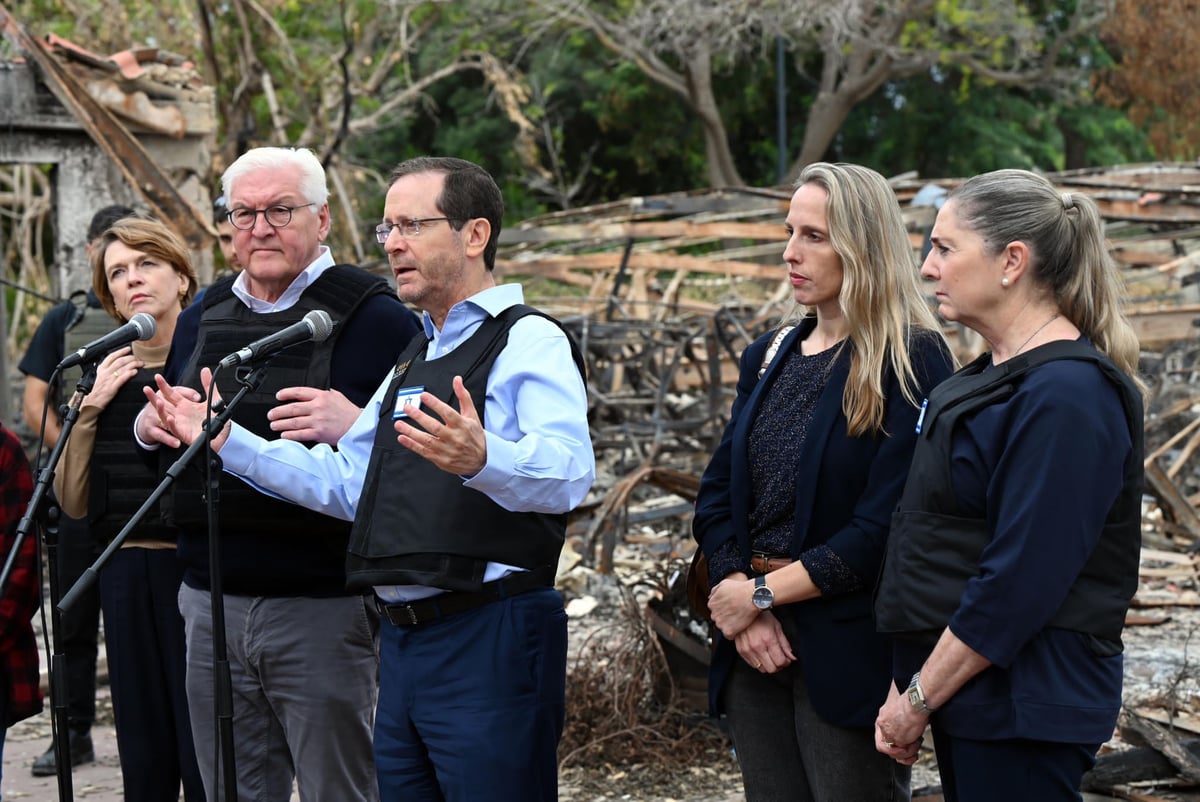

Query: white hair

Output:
[221, 147, 329, 207]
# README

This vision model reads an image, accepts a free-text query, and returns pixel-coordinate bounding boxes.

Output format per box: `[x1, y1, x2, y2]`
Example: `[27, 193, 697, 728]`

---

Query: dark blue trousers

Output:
[374, 587, 567, 802]
[932, 728, 1099, 802]
[100, 548, 203, 802]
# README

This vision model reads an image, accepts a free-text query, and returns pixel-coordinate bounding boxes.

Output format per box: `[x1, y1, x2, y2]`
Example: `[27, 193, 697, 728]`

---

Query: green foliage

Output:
[832, 62, 1151, 177]
[6, 0, 1162, 220]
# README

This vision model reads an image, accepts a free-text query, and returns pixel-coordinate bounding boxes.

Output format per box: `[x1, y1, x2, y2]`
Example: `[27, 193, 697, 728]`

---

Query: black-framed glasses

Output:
[375, 217, 459, 244]
[228, 203, 316, 231]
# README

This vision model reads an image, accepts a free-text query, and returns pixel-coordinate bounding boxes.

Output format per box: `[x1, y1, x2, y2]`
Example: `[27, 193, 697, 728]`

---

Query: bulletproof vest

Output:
[88, 365, 174, 544]
[169, 265, 391, 538]
[874, 341, 1144, 646]
[344, 304, 586, 592]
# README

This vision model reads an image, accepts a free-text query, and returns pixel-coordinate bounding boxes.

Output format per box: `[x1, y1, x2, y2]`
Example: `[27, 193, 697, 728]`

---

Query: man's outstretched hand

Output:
[143, 367, 230, 451]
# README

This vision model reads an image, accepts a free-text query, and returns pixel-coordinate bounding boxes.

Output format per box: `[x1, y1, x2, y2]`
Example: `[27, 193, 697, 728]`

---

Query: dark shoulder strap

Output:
[924, 340, 1140, 440]
[306, 264, 392, 324]
[65, 290, 89, 330]
[201, 274, 238, 310]
[391, 304, 587, 387]
[495, 304, 587, 385]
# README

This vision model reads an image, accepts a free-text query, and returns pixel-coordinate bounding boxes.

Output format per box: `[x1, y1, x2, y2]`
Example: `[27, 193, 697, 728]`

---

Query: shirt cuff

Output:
[133, 407, 160, 451]
[216, 423, 258, 475]
[462, 430, 512, 493]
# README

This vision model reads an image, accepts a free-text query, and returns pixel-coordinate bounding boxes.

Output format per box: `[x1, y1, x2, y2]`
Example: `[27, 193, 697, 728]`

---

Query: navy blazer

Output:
[693, 317, 954, 727]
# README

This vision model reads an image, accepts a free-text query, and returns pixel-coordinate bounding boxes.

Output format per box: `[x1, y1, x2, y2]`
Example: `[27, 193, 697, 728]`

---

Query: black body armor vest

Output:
[874, 341, 1144, 645]
[89, 366, 173, 544]
[169, 266, 392, 595]
[344, 305, 585, 592]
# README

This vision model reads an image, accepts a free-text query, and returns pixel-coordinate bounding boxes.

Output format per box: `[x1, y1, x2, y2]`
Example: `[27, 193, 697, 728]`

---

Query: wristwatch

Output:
[906, 672, 934, 715]
[751, 574, 774, 610]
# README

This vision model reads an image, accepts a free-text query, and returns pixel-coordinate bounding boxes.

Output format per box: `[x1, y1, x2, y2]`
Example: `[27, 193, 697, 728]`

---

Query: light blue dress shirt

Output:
[218, 283, 595, 601]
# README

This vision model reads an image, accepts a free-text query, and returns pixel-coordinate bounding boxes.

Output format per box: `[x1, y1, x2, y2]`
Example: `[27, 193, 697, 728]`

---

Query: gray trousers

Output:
[723, 619, 910, 802]
[178, 584, 380, 802]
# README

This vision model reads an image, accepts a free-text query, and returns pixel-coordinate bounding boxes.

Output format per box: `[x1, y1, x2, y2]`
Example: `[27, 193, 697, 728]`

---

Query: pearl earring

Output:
[1001, 276, 1010, 287]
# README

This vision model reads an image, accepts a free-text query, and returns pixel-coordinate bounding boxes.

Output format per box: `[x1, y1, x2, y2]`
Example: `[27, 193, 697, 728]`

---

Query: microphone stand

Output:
[202, 363, 238, 802]
[0, 362, 102, 802]
[60, 364, 266, 802]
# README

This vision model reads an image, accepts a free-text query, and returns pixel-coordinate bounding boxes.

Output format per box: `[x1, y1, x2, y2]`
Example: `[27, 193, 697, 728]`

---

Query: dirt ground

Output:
[0, 576, 1193, 802]
[3, 687, 123, 801]
[0, 667, 749, 802]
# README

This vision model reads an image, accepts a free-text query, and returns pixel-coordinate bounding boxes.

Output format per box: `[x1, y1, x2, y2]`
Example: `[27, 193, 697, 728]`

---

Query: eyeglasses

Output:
[374, 217, 458, 244]
[227, 203, 316, 231]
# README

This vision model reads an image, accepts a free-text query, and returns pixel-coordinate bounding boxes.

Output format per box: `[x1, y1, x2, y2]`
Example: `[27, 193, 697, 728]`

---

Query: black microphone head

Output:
[130, 312, 156, 340]
[305, 310, 334, 343]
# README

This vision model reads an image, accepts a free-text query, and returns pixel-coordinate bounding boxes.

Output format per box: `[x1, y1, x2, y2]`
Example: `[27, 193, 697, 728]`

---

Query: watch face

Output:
[752, 586, 774, 610]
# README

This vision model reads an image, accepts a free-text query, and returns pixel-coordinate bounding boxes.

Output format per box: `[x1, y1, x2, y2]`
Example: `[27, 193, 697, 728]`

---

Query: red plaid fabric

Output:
[0, 425, 42, 725]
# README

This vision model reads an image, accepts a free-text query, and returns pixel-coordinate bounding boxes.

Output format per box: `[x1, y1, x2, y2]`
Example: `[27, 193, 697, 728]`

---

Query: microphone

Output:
[58, 312, 156, 369]
[219, 310, 334, 369]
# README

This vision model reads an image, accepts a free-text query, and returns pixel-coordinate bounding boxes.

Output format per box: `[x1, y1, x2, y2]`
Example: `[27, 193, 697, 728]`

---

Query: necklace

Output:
[1013, 313, 1059, 356]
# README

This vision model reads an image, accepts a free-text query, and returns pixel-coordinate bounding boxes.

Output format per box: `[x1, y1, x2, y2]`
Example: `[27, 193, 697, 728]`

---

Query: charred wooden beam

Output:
[0, 4, 212, 248]
[1114, 711, 1200, 786]
[1145, 461, 1200, 547]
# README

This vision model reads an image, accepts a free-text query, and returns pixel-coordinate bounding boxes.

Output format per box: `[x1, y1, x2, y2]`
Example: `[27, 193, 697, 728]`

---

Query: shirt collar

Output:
[231, 246, 336, 313]
[420, 283, 524, 339]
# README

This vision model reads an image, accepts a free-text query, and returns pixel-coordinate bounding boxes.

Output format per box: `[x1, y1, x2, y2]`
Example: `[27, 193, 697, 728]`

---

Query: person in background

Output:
[178, 195, 240, 336]
[137, 146, 420, 802]
[161, 195, 236, 383]
[696, 162, 954, 800]
[0, 421, 44, 794]
[212, 194, 242, 275]
[54, 217, 204, 801]
[17, 203, 135, 776]
[146, 155, 594, 801]
[874, 169, 1145, 802]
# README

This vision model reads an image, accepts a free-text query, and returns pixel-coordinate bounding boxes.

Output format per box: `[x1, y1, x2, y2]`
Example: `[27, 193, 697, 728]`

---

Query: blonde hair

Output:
[949, 169, 1143, 390]
[91, 217, 198, 322]
[795, 162, 950, 436]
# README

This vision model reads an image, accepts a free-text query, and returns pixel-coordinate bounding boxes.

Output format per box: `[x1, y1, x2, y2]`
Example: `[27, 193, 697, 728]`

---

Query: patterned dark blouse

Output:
[708, 342, 862, 595]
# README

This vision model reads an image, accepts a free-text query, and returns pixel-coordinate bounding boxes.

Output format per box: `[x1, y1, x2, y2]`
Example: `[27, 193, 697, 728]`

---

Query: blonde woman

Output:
[697, 162, 954, 800]
[55, 217, 203, 801]
[874, 170, 1145, 801]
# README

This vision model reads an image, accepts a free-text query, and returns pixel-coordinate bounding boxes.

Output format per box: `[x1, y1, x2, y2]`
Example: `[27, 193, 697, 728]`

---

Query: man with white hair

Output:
[149, 155, 593, 801]
[138, 147, 420, 801]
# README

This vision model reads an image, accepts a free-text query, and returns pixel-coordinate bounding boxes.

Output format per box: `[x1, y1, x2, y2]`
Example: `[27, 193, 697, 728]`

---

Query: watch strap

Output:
[751, 574, 774, 610]
[907, 671, 934, 714]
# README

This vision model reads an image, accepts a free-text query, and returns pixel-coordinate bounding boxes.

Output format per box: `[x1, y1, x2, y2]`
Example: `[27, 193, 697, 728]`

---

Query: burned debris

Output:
[529, 167, 1200, 796]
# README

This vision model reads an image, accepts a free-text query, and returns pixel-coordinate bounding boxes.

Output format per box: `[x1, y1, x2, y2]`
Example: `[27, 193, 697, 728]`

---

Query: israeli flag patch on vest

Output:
[393, 385, 424, 419]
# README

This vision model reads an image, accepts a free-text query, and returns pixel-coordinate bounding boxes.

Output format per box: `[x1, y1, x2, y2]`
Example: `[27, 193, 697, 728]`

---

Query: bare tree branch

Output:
[525, 0, 1112, 182]
[345, 57, 489, 134]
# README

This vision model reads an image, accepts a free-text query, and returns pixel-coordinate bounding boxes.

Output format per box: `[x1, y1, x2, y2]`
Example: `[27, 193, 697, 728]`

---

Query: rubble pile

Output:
[531, 170, 1200, 796]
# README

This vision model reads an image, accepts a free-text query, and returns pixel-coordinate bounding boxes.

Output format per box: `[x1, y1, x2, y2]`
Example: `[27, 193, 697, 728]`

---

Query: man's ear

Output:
[316, 203, 332, 242]
[461, 218, 490, 259]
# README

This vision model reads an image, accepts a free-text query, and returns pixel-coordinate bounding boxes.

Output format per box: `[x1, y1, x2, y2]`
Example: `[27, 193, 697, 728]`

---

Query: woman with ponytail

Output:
[874, 169, 1145, 801]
